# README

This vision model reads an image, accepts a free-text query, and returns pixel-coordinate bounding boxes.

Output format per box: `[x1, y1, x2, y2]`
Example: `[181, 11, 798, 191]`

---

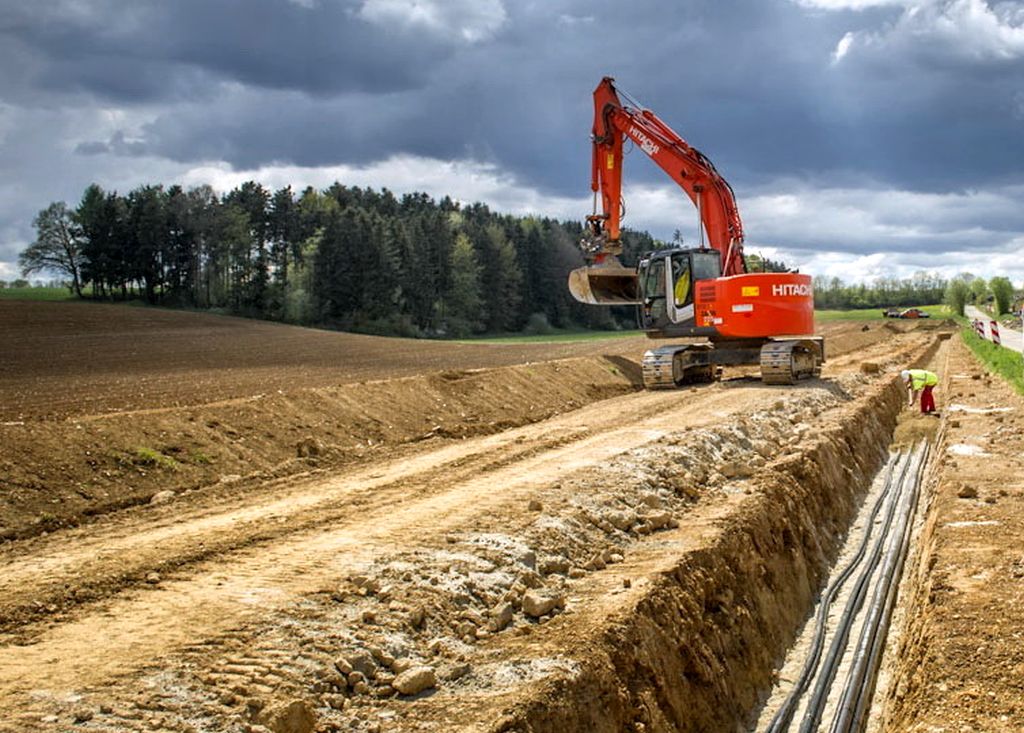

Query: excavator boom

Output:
[588, 76, 745, 276]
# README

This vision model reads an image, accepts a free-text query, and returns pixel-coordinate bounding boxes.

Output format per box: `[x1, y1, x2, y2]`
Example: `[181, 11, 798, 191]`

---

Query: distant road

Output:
[964, 304, 1023, 354]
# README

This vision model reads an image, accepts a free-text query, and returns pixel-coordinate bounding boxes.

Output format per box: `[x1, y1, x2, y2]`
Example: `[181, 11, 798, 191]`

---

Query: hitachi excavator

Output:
[569, 77, 824, 388]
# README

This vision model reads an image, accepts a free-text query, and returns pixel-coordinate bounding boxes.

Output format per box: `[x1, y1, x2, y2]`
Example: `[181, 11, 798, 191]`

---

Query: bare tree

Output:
[19, 202, 86, 296]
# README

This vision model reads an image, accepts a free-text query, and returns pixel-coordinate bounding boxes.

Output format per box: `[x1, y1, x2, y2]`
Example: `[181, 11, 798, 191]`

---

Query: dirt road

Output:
[0, 384, 785, 727]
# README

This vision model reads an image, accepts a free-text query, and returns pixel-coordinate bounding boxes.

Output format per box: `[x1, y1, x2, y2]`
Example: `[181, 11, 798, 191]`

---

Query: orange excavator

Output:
[568, 77, 824, 387]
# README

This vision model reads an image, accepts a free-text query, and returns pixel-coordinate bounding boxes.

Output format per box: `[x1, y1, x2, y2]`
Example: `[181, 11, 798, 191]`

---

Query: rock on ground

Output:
[392, 666, 437, 695]
[522, 589, 565, 618]
[260, 699, 317, 733]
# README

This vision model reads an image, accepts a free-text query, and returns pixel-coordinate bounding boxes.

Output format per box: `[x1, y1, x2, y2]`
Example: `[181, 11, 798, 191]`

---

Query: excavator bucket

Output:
[567, 263, 640, 305]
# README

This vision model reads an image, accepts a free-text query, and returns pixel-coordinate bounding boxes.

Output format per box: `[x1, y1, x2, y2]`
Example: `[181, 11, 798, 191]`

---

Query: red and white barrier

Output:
[973, 319, 984, 337]
[990, 320, 1001, 345]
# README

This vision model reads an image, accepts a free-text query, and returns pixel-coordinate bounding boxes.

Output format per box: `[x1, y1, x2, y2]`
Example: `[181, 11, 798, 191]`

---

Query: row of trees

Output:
[811, 272, 948, 310]
[944, 274, 1017, 317]
[19, 182, 659, 336]
[19, 180, 1019, 333]
[813, 271, 1020, 316]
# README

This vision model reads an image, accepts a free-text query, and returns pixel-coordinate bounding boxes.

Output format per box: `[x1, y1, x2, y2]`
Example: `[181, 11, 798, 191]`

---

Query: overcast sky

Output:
[2, 0, 1023, 285]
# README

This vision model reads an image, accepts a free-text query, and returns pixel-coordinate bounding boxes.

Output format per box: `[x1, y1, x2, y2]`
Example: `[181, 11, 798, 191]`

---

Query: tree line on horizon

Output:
[814, 271, 1018, 316]
[18, 182, 666, 336]
[16, 181, 1020, 334]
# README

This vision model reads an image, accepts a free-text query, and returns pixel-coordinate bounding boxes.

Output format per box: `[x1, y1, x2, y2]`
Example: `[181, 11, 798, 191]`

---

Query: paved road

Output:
[965, 304, 1024, 354]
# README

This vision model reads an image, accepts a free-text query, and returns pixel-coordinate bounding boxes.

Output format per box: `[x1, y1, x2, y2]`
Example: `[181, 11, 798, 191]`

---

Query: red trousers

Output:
[920, 385, 935, 414]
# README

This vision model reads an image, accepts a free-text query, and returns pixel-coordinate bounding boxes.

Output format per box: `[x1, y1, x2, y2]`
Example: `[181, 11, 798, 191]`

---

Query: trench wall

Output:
[493, 338, 946, 733]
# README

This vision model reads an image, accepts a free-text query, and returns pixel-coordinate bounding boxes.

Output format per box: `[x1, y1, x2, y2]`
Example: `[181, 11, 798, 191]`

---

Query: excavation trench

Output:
[476, 339, 946, 733]
[0, 327, 947, 731]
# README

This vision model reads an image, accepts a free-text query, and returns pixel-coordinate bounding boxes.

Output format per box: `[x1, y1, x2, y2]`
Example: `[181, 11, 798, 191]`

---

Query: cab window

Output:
[643, 258, 665, 299]
[671, 255, 691, 307]
[642, 257, 667, 324]
[690, 252, 721, 282]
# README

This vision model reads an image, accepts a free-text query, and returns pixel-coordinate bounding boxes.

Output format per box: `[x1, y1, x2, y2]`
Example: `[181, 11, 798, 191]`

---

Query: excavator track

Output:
[642, 345, 715, 389]
[760, 340, 822, 385]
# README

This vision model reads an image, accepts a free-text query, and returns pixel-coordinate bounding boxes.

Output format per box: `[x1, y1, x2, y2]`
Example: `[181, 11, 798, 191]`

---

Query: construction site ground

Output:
[1, 300, 1019, 732]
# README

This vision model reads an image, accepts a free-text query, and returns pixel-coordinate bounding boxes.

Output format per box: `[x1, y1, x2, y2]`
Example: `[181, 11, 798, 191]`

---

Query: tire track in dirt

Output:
[0, 421, 595, 630]
[0, 384, 744, 626]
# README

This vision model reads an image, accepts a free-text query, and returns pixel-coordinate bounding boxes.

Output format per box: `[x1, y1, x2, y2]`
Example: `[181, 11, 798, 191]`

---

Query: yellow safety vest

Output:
[674, 269, 691, 307]
[907, 369, 938, 390]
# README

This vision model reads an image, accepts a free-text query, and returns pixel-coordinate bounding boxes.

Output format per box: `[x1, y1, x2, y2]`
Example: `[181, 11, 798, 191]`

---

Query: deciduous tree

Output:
[20, 202, 86, 296]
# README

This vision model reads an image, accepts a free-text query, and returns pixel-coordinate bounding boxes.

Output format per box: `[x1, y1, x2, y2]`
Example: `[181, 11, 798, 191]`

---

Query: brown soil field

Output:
[4, 300, 1008, 733]
[0, 300, 904, 543]
[0, 300, 645, 422]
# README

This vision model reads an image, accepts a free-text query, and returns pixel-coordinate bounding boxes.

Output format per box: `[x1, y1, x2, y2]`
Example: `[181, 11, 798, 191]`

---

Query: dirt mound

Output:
[0, 356, 636, 540]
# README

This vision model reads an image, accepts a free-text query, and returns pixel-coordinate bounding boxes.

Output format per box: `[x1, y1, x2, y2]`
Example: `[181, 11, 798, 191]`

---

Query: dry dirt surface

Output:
[880, 336, 1024, 732]
[0, 301, 908, 543]
[0, 302, 948, 732]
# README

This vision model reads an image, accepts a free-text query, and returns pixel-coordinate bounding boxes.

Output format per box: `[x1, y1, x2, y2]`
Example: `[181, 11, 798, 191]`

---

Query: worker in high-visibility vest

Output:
[900, 369, 939, 415]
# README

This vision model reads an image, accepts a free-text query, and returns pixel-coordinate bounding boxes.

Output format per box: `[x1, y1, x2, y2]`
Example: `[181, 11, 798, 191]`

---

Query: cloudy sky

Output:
[2, 0, 1023, 284]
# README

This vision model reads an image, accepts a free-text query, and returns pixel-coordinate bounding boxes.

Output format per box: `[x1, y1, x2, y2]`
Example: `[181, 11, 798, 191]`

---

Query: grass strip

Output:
[959, 324, 1024, 396]
[815, 304, 949, 322]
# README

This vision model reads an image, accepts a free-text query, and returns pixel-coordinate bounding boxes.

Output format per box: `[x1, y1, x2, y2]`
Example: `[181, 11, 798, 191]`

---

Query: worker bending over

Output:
[901, 369, 938, 415]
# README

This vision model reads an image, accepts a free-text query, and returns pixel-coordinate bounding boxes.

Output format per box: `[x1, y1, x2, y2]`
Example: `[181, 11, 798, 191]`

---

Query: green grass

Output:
[189, 450, 214, 465]
[815, 304, 950, 322]
[959, 324, 1024, 396]
[0, 286, 81, 301]
[132, 447, 181, 471]
[457, 329, 642, 344]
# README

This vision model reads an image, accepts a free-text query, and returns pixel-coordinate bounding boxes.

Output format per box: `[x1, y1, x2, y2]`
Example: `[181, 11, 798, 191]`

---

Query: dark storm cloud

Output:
[2, 0, 458, 103]
[5, 0, 1022, 196]
[3, 0, 1024, 282]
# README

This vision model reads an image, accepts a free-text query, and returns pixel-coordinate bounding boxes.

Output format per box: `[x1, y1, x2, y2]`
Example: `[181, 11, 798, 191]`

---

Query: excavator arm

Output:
[585, 76, 746, 277]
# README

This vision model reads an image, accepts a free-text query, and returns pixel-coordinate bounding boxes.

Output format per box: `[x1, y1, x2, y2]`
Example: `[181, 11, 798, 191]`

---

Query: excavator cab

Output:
[637, 249, 720, 333]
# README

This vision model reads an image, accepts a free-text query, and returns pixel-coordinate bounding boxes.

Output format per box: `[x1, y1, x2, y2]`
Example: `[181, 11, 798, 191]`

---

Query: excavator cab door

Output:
[639, 249, 721, 332]
[668, 251, 695, 326]
[639, 255, 669, 331]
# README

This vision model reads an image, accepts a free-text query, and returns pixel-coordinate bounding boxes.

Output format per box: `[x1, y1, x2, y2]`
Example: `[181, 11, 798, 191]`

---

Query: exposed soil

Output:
[878, 335, 1024, 731]
[0, 301, 912, 543]
[0, 300, 951, 732]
